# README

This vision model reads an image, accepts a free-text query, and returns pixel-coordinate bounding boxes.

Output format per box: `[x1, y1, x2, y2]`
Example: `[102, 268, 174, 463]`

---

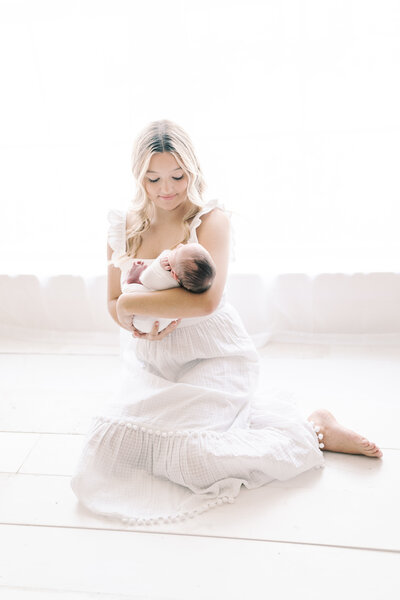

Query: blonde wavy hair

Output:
[124, 119, 207, 260]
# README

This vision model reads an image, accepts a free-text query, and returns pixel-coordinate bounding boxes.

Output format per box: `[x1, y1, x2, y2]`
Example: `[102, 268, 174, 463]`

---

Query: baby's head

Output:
[169, 243, 216, 293]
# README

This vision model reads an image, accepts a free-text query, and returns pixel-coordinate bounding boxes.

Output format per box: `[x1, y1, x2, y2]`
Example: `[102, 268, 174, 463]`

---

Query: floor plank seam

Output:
[0, 584, 136, 598]
[0, 431, 86, 436]
[15, 435, 43, 475]
[0, 351, 119, 357]
[0, 471, 72, 477]
[0, 522, 398, 554]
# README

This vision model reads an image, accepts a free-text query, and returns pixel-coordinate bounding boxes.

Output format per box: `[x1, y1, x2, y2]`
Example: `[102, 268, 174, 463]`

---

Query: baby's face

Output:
[169, 243, 214, 272]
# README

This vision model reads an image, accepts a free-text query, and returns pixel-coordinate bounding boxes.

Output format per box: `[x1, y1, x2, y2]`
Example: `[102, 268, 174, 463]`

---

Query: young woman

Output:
[70, 119, 382, 527]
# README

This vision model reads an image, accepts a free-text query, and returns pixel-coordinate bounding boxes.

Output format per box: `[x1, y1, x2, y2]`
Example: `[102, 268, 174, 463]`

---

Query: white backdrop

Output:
[1, 0, 399, 277]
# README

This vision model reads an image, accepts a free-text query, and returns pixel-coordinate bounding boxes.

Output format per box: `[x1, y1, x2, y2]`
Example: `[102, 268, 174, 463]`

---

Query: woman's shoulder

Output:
[199, 203, 229, 221]
[191, 198, 228, 223]
[190, 199, 230, 236]
[197, 206, 230, 232]
[189, 206, 229, 250]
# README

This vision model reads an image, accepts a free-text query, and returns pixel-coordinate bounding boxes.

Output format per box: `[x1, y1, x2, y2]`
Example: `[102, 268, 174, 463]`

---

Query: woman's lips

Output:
[160, 194, 176, 199]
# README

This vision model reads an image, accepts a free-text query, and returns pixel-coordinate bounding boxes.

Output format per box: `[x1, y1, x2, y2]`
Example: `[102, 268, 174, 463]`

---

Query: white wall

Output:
[2, 272, 400, 344]
[1, 0, 400, 277]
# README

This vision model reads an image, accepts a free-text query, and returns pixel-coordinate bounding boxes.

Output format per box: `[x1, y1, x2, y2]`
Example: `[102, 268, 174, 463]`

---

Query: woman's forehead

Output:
[147, 152, 182, 173]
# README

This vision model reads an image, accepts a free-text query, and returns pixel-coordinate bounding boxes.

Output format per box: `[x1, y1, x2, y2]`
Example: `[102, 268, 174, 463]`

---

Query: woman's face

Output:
[143, 152, 189, 211]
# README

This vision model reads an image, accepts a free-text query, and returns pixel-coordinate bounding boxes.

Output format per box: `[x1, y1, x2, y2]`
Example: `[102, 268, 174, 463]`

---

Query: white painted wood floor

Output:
[0, 336, 399, 599]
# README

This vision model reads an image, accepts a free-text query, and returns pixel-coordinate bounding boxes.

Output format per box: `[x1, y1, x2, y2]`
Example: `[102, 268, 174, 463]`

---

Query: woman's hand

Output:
[132, 319, 181, 341]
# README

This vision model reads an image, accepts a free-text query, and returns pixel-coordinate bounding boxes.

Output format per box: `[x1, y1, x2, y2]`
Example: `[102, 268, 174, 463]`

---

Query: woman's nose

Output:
[159, 180, 174, 194]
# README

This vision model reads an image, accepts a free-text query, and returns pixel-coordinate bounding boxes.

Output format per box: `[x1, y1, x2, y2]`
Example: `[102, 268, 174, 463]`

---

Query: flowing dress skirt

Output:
[70, 302, 324, 526]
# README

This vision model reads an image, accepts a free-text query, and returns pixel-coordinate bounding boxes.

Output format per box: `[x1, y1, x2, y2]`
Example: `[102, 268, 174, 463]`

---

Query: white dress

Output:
[70, 199, 325, 527]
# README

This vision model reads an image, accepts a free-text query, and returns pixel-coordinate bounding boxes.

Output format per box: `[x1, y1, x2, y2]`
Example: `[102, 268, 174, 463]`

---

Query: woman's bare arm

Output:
[107, 242, 134, 331]
[116, 208, 230, 320]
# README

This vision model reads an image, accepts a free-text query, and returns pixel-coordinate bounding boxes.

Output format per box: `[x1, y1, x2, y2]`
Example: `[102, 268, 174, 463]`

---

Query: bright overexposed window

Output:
[1, 0, 399, 277]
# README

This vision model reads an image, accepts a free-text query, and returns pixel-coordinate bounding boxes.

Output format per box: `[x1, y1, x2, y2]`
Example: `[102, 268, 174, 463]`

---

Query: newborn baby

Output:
[123, 242, 216, 333]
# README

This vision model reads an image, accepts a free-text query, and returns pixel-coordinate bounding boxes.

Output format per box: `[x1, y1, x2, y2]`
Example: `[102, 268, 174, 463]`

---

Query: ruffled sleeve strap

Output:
[188, 198, 224, 239]
[188, 198, 236, 262]
[107, 209, 130, 269]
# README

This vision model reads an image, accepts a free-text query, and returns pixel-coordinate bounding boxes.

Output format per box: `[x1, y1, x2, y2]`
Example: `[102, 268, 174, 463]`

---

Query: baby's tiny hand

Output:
[160, 256, 171, 271]
[126, 261, 148, 284]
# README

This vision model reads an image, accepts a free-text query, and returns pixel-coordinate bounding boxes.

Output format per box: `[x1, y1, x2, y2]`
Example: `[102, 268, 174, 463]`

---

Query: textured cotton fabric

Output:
[139, 249, 177, 290]
[70, 198, 324, 527]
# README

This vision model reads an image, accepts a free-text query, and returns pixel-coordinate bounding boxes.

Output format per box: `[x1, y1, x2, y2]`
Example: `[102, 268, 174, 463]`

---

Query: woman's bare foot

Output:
[308, 409, 383, 458]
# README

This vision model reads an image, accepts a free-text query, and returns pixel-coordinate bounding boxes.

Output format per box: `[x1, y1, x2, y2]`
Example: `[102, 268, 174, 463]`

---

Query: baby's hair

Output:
[177, 256, 216, 293]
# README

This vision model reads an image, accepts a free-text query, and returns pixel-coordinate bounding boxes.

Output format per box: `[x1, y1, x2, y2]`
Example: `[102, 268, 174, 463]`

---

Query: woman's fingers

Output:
[157, 319, 181, 339]
[132, 323, 146, 337]
[132, 319, 181, 340]
[149, 321, 160, 337]
[132, 321, 159, 339]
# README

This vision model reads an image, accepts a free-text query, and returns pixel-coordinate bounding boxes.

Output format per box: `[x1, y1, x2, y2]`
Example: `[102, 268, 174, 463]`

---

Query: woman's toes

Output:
[361, 439, 376, 451]
[366, 447, 381, 456]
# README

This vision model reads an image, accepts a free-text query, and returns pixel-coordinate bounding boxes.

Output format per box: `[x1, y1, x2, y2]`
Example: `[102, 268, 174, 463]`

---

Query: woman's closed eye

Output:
[147, 175, 184, 183]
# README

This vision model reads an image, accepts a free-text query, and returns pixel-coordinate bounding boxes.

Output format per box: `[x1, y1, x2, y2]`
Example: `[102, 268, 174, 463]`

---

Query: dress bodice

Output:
[107, 198, 227, 271]
[107, 198, 228, 326]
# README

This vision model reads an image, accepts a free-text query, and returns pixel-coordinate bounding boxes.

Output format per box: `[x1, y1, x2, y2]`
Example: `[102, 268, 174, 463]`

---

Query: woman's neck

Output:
[152, 198, 193, 226]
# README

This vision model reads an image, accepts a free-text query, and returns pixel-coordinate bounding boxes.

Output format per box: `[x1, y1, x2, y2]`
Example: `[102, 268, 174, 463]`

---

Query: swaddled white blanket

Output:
[122, 250, 179, 333]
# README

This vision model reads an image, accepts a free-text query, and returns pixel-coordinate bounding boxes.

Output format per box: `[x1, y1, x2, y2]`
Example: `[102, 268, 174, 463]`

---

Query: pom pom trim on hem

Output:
[309, 420, 325, 449]
[115, 495, 236, 527]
